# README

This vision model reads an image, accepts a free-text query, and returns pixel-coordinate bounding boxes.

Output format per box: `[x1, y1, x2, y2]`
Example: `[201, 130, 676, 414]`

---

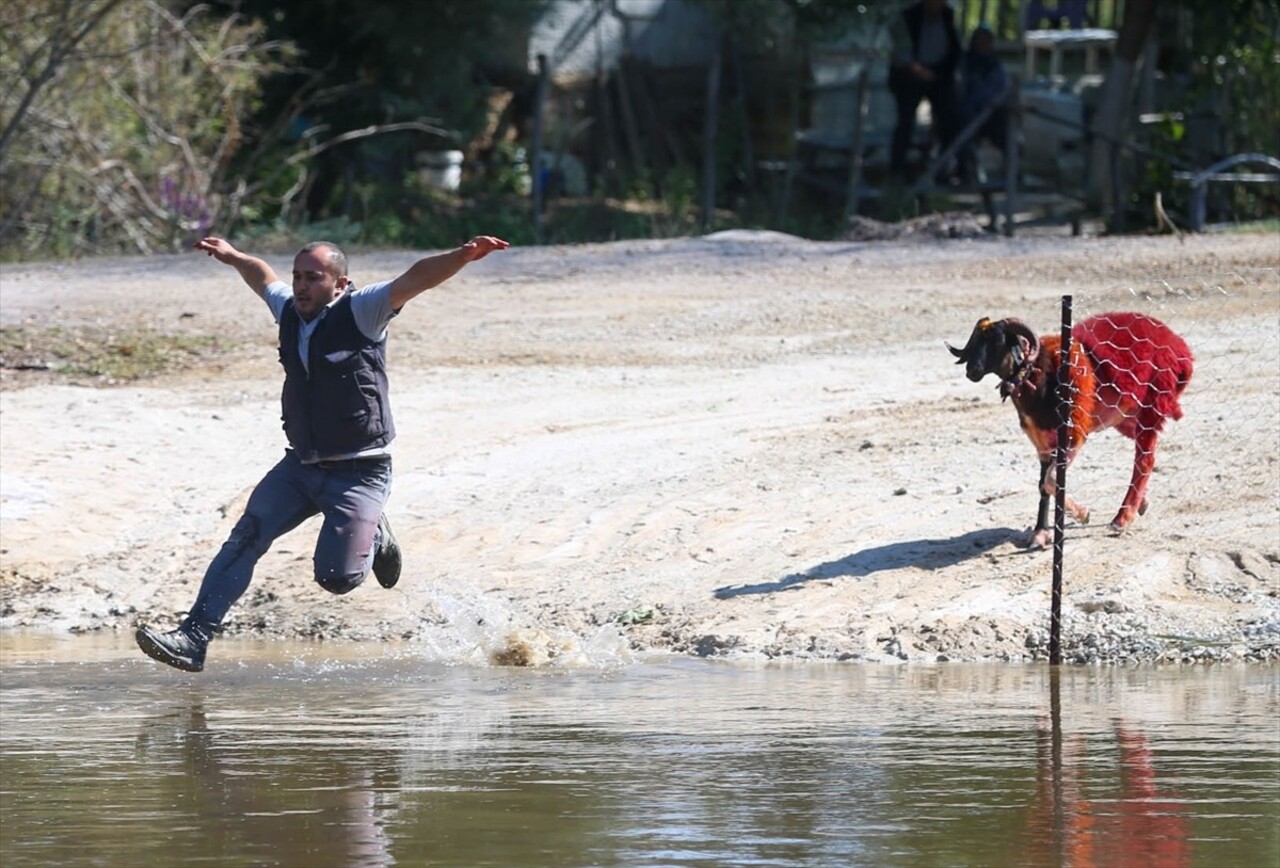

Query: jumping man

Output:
[136, 233, 510, 671]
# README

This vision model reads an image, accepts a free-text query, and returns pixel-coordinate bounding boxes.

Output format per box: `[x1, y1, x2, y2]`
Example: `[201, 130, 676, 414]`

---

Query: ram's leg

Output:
[1112, 427, 1158, 531]
[1025, 459, 1053, 549]
[1029, 453, 1091, 550]
[1030, 462, 1086, 548]
[1063, 494, 1091, 526]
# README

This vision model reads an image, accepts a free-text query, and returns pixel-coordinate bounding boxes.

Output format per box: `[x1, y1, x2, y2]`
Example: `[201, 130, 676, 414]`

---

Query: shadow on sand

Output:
[714, 527, 1024, 599]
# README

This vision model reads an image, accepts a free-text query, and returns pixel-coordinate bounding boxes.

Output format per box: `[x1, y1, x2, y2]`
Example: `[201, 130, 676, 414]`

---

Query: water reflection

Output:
[1021, 673, 1192, 868]
[1, 635, 1276, 867]
[133, 690, 395, 868]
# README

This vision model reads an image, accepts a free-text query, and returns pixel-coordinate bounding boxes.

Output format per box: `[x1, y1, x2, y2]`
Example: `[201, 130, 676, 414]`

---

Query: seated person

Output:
[957, 24, 1011, 179]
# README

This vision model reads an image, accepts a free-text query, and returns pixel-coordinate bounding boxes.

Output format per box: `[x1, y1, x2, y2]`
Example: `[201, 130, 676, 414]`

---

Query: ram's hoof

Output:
[1026, 529, 1053, 550]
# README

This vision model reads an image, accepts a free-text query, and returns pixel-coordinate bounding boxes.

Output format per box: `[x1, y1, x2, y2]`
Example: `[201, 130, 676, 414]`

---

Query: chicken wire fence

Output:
[1041, 263, 1279, 662]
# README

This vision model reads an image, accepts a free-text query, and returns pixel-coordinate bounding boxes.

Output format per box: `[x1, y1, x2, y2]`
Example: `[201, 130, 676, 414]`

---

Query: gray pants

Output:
[187, 450, 392, 628]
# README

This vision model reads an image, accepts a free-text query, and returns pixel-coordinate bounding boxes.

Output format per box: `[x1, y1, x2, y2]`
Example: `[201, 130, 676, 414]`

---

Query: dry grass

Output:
[0, 325, 231, 387]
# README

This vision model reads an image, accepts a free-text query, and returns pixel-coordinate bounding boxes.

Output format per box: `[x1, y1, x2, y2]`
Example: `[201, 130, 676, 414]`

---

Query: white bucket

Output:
[418, 150, 464, 191]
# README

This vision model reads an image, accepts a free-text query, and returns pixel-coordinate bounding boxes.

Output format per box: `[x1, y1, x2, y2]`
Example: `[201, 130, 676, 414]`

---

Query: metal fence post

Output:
[1050, 294, 1073, 665]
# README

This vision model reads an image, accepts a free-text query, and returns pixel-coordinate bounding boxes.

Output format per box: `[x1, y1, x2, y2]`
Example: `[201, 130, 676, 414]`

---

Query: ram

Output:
[948, 313, 1194, 548]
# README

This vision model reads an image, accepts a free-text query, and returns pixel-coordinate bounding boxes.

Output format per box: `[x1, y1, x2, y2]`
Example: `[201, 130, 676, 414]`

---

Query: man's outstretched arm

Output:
[194, 236, 280, 299]
[387, 236, 509, 310]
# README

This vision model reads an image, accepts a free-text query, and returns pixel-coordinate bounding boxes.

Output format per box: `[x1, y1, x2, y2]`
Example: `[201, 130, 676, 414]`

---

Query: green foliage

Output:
[663, 166, 699, 226]
[1125, 0, 1280, 229]
[1181, 1, 1280, 158]
[462, 141, 531, 198]
[410, 198, 538, 250]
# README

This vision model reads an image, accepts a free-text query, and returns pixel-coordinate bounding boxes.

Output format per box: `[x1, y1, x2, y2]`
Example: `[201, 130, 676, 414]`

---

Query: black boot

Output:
[135, 616, 215, 672]
[372, 513, 402, 589]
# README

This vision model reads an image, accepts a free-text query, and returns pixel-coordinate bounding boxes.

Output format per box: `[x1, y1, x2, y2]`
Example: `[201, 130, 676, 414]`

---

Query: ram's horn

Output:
[999, 318, 1040, 363]
[947, 317, 995, 363]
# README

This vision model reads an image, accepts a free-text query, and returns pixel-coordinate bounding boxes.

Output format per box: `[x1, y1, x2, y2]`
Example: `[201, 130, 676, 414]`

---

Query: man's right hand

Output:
[194, 236, 278, 298]
[194, 236, 240, 265]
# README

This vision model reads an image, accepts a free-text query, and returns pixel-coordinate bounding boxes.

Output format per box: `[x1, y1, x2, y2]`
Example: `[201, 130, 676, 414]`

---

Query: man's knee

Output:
[224, 514, 268, 557]
[315, 569, 365, 596]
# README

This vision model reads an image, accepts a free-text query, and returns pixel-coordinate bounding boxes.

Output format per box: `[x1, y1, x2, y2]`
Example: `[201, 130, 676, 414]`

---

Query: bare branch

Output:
[235, 121, 452, 208]
[284, 121, 451, 166]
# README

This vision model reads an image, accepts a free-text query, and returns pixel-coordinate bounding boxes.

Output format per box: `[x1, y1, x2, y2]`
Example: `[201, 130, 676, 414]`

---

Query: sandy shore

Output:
[1, 230, 1277, 665]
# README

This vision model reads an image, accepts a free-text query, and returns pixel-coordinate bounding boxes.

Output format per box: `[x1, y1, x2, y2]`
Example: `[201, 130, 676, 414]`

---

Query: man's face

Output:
[291, 247, 348, 320]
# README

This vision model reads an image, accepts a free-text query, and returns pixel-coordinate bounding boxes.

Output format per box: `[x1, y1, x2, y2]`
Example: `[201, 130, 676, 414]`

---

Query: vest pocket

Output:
[322, 349, 361, 369]
[336, 408, 371, 438]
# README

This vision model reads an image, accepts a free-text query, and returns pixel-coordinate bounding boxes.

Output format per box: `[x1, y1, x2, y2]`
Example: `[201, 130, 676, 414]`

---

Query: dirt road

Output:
[2, 230, 1277, 664]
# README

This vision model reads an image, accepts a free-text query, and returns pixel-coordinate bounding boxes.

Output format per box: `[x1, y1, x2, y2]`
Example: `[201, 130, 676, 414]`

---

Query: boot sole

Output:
[373, 517, 402, 589]
[135, 627, 204, 672]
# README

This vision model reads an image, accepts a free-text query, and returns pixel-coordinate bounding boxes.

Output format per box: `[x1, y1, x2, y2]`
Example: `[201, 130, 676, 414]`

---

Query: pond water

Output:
[1, 633, 1276, 867]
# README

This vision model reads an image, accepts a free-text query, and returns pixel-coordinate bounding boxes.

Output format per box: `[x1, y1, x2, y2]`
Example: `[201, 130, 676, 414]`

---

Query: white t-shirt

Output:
[263, 279, 399, 462]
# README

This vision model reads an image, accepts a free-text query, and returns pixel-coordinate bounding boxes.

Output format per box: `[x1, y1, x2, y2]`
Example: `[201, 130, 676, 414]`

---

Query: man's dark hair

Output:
[299, 241, 349, 278]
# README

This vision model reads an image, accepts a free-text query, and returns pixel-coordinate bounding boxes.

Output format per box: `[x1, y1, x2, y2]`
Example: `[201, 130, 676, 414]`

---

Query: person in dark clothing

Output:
[135, 233, 509, 672]
[888, 0, 963, 181]
[957, 23, 1012, 179]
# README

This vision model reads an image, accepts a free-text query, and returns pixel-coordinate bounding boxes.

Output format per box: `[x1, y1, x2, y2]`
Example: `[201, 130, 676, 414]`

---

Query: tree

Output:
[0, 0, 295, 257]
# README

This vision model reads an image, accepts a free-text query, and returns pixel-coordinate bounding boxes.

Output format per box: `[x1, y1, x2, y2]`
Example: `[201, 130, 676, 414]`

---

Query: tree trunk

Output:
[1087, 0, 1158, 207]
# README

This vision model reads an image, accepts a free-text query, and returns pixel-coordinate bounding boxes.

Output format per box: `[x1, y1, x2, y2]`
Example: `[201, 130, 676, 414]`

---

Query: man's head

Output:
[970, 24, 995, 55]
[922, 0, 948, 16]
[292, 241, 350, 320]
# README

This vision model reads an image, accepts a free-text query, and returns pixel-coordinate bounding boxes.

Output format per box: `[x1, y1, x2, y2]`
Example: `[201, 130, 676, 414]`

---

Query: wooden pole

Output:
[627, 56, 669, 177]
[1003, 80, 1019, 236]
[595, 67, 618, 195]
[729, 33, 756, 190]
[778, 35, 805, 227]
[844, 66, 871, 222]
[614, 56, 646, 178]
[1109, 141, 1125, 233]
[531, 54, 550, 245]
[1050, 294, 1073, 666]
[701, 31, 723, 232]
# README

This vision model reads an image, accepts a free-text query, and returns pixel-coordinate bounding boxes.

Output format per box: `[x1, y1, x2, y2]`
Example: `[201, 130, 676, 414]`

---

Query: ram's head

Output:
[947, 317, 1040, 389]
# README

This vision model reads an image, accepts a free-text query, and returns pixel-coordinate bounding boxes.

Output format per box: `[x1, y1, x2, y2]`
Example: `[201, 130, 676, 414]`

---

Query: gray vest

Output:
[277, 294, 395, 458]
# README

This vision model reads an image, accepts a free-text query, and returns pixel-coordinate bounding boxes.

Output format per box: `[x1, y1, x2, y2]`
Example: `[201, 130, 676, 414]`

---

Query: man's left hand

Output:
[461, 236, 510, 262]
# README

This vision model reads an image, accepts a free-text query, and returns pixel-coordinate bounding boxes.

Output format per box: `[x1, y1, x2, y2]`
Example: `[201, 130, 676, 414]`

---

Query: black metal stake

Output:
[1050, 295, 1073, 665]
